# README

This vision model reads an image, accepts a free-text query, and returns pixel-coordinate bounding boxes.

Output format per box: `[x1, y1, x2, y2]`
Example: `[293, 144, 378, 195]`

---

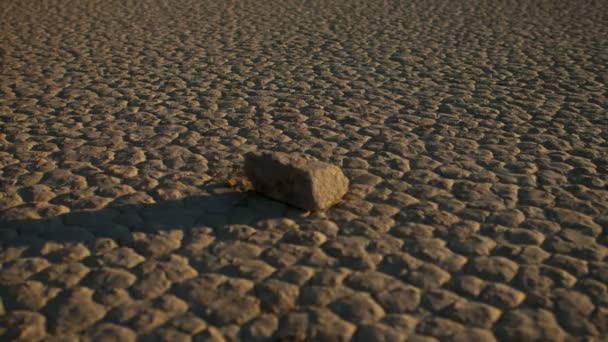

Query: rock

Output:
[244, 151, 349, 211]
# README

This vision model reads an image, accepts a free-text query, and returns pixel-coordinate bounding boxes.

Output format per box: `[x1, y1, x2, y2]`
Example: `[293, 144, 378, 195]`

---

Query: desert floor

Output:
[1, 0, 607, 340]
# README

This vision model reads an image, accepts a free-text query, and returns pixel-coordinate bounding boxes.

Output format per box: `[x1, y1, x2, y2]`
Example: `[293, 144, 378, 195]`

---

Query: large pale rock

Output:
[244, 151, 349, 211]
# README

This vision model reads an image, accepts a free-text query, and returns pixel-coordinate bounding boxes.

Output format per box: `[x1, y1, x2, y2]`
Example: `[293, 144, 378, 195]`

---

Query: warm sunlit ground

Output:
[1, 0, 607, 340]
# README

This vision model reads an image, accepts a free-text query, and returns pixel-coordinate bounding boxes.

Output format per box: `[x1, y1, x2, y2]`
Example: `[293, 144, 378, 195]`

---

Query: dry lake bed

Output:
[0, 0, 607, 340]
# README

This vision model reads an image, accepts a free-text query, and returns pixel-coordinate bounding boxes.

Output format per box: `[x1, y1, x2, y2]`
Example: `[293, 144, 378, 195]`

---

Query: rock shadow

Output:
[0, 184, 302, 247]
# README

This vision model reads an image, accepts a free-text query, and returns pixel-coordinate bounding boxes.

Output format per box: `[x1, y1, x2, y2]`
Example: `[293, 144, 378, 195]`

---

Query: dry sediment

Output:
[1, 0, 607, 340]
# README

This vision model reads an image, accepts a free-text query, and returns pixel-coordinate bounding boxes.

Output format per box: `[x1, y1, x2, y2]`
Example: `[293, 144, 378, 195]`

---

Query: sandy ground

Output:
[1, 0, 607, 340]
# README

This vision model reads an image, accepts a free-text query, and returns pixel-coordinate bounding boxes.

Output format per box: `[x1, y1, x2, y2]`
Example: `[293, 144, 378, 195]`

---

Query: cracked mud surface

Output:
[1, 0, 607, 340]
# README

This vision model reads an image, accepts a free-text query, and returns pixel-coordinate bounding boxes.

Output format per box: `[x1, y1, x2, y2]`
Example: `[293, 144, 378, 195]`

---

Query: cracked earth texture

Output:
[1, 0, 607, 341]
